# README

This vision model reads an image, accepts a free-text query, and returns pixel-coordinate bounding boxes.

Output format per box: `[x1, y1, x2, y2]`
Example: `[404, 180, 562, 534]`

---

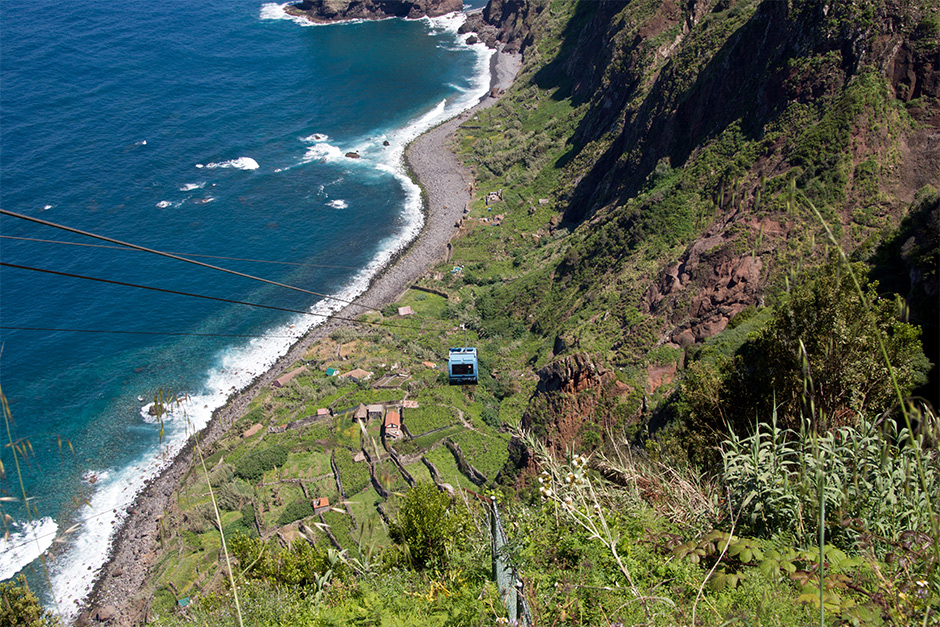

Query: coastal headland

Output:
[285, 0, 463, 23]
[77, 40, 521, 627]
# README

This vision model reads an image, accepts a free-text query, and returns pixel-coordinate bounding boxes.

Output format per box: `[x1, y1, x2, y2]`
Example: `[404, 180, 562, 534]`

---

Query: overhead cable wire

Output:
[0, 235, 360, 270]
[0, 262, 431, 331]
[0, 326, 306, 339]
[0, 209, 378, 313]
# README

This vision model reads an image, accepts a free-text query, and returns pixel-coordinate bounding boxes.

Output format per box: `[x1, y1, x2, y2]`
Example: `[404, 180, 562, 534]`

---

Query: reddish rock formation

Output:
[521, 353, 629, 455]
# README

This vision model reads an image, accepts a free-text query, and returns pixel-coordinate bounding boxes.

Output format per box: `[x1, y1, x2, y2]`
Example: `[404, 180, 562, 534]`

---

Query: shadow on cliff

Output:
[557, 0, 853, 224]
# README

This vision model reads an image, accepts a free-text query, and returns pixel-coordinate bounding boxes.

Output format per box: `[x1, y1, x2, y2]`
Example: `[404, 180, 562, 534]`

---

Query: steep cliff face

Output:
[558, 0, 939, 221]
[464, 0, 938, 456]
[513, 0, 938, 347]
[289, 0, 462, 22]
[461, 0, 545, 52]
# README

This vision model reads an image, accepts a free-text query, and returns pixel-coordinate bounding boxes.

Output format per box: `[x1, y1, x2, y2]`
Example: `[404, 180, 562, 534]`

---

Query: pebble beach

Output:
[78, 47, 521, 625]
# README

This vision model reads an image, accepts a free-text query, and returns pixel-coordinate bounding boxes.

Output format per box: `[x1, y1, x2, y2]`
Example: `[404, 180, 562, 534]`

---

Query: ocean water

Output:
[0, 0, 490, 616]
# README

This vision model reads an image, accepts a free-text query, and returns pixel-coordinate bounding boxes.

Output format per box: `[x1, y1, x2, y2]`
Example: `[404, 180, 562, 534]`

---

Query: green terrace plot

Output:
[333, 417, 363, 449]
[279, 448, 330, 481]
[402, 403, 455, 435]
[397, 288, 449, 320]
[372, 459, 408, 495]
[448, 430, 510, 482]
[320, 509, 355, 551]
[395, 425, 462, 456]
[333, 448, 371, 496]
[403, 459, 433, 485]
[422, 446, 478, 491]
[336, 388, 405, 410]
[410, 385, 475, 415]
[295, 421, 334, 448]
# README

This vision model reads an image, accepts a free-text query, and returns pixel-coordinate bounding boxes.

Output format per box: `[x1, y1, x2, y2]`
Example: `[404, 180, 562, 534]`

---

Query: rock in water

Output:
[289, 0, 463, 23]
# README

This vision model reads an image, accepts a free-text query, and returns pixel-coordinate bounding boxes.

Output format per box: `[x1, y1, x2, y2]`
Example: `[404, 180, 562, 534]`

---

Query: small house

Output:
[325, 367, 338, 377]
[340, 368, 373, 383]
[397, 306, 414, 316]
[316, 407, 330, 417]
[383, 409, 401, 440]
[273, 366, 305, 388]
[353, 404, 368, 422]
[367, 404, 384, 421]
[312, 497, 330, 515]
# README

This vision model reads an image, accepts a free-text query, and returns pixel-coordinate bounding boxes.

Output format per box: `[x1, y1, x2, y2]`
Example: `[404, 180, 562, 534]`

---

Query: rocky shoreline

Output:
[76, 46, 520, 626]
[285, 0, 462, 24]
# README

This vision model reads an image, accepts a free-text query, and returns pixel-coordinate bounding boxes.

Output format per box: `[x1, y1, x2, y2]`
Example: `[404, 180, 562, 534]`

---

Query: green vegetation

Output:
[675, 260, 930, 455]
[387, 482, 474, 571]
[233, 445, 289, 482]
[332, 448, 370, 496]
[1, 576, 61, 627]
[135, 0, 940, 625]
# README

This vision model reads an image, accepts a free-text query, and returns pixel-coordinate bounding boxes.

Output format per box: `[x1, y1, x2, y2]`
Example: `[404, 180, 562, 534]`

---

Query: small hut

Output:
[383, 409, 401, 440]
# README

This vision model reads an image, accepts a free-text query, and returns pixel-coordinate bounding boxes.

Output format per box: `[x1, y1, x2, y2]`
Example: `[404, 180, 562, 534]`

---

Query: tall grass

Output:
[0, 385, 65, 625]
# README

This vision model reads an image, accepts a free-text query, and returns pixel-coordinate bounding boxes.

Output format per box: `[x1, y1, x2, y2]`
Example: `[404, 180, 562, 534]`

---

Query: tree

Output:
[389, 482, 470, 571]
[750, 261, 929, 430]
[677, 260, 931, 444]
[1, 576, 61, 627]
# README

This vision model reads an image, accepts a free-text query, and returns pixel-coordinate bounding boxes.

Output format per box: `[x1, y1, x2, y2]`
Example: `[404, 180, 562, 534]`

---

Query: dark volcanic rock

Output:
[289, 0, 462, 23]
[462, 0, 541, 52]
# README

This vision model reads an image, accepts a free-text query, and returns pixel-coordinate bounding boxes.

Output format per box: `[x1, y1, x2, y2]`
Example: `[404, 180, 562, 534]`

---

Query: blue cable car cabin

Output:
[448, 347, 478, 384]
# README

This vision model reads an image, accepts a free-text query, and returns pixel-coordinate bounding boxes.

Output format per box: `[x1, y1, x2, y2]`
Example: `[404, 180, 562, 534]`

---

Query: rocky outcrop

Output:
[644, 223, 769, 347]
[288, 0, 462, 23]
[521, 353, 630, 454]
[460, 0, 544, 53]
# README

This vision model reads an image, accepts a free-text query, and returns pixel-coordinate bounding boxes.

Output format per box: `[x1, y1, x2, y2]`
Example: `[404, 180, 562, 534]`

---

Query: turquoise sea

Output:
[0, 0, 489, 615]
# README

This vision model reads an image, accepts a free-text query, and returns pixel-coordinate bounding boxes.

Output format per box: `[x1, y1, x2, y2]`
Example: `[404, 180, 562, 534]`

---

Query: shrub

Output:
[678, 260, 930, 439]
[721, 412, 940, 546]
[234, 445, 289, 482]
[277, 499, 314, 526]
[0, 576, 61, 626]
[388, 482, 471, 570]
[229, 532, 336, 588]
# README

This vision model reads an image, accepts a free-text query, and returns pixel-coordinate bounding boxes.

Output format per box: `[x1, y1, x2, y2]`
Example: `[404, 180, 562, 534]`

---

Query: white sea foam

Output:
[326, 199, 348, 209]
[196, 157, 259, 170]
[301, 133, 329, 143]
[180, 182, 206, 191]
[260, 2, 372, 27]
[155, 200, 172, 208]
[0, 517, 58, 581]
[47, 10, 494, 622]
[302, 142, 346, 164]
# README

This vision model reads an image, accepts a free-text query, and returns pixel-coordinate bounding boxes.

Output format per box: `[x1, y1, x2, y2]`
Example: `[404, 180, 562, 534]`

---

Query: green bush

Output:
[678, 260, 930, 440]
[234, 445, 289, 482]
[388, 482, 471, 570]
[229, 532, 336, 588]
[0, 576, 61, 626]
[277, 499, 314, 526]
